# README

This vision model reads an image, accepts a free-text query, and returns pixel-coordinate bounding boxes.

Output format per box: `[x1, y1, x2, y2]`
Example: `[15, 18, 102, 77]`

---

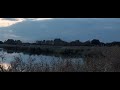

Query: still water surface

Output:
[0, 48, 84, 65]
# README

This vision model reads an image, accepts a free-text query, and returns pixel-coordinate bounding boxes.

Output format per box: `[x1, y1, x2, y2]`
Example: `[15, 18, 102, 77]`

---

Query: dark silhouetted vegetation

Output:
[0, 38, 119, 57]
[1, 38, 120, 47]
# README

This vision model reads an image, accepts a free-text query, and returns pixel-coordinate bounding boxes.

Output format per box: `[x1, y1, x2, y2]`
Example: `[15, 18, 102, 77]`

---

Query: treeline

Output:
[0, 38, 120, 46]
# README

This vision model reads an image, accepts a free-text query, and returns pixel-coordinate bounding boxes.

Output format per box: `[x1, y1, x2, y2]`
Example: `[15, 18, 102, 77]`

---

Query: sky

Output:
[0, 18, 120, 42]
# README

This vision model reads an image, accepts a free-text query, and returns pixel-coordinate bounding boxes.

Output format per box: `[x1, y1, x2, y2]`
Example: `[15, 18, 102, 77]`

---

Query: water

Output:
[0, 48, 84, 65]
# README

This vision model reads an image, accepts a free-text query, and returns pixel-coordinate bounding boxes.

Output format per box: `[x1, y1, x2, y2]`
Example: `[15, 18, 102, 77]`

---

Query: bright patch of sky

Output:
[0, 18, 53, 27]
[0, 18, 25, 27]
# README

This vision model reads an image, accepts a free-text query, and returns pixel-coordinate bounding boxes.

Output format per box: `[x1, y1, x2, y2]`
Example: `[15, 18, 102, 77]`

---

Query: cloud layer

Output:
[0, 18, 25, 27]
[0, 18, 53, 27]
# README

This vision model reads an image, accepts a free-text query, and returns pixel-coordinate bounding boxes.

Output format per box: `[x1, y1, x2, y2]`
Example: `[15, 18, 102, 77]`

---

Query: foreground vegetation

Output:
[0, 46, 120, 72]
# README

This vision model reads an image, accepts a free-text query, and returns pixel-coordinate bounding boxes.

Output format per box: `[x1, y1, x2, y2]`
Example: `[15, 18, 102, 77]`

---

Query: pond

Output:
[0, 48, 84, 65]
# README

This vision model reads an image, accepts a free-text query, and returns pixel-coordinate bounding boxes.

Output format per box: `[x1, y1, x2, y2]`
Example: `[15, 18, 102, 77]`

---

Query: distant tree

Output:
[4, 39, 22, 45]
[0, 41, 3, 44]
[91, 39, 101, 46]
[46, 40, 54, 45]
[100, 42, 105, 46]
[42, 40, 46, 45]
[111, 41, 120, 46]
[83, 40, 91, 46]
[70, 40, 82, 46]
[54, 38, 65, 46]
[54, 38, 62, 42]
[15, 40, 22, 45]
[4, 39, 15, 44]
[22, 42, 30, 46]
[36, 41, 42, 45]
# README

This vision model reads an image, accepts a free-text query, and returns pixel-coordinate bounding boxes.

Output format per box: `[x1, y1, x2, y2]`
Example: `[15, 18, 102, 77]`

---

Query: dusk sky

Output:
[0, 18, 120, 42]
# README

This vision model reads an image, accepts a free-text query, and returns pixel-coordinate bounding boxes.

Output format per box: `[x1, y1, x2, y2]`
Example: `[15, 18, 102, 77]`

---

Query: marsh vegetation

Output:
[0, 45, 120, 72]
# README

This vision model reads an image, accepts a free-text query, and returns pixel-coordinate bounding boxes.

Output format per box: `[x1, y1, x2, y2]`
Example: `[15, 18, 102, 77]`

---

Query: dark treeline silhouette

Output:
[4, 39, 22, 45]
[0, 38, 120, 46]
[0, 38, 120, 57]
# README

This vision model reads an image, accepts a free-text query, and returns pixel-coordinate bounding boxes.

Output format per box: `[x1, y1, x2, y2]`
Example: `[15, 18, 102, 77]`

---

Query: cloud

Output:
[25, 18, 53, 21]
[0, 18, 25, 27]
[31, 18, 53, 21]
[0, 18, 53, 27]
[1, 18, 21, 21]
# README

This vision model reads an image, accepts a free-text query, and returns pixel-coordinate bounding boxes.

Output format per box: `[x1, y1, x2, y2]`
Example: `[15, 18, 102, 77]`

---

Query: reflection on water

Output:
[0, 63, 11, 70]
[0, 48, 84, 65]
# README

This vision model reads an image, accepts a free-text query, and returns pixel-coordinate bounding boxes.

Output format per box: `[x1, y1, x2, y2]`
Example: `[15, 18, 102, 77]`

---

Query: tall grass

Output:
[5, 56, 84, 72]
[84, 46, 120, 72]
